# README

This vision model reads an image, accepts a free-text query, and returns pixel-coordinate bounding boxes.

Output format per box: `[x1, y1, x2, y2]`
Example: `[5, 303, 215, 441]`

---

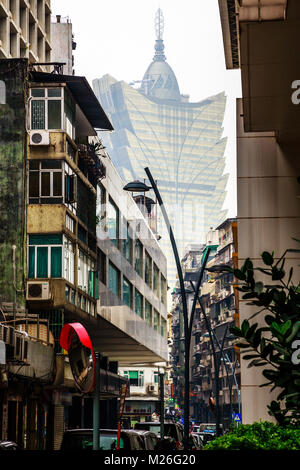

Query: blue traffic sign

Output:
[233, 413, 241, 422]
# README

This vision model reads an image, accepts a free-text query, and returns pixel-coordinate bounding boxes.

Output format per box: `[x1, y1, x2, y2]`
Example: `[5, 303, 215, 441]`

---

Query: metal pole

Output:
[12, 245, 17, 329]
[159, 372, 165, 439]
[144, 167, 190, 448]
[93, 352, 100, 450]
[189, 282, 221, 437]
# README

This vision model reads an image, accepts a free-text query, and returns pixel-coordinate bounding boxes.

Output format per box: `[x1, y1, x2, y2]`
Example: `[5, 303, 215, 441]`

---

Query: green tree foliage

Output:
[218, 246, 300, 425]
[204, 421, 300, 450]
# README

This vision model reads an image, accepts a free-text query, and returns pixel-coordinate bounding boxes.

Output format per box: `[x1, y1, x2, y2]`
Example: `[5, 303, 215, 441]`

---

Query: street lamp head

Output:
[123, 180, 151, 192]
[206, 264, 232, 273]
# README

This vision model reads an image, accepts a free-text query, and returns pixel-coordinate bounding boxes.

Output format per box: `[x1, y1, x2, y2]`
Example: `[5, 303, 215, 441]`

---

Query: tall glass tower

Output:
[93, 9, 228, 293]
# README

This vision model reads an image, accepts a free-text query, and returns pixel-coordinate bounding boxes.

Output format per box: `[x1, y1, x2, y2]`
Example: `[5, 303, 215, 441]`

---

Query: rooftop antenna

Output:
[155, 8, 164, 40]
[153, 8, 166, 61]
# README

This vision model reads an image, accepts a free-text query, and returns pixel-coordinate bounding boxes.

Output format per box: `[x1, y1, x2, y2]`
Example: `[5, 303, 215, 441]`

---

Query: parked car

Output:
[0, 440, 19, 451]
[191, 424, 201, 433]
[191, 433, 204, 450]
[134, 430, 159, 450]
[134, 421, 184, 450]
[60, 428, 145, 450]
[196, 423, 223, 445]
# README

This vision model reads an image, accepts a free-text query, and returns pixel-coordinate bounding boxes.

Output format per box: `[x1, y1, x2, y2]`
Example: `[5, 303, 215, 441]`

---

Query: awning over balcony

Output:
[30, 71, 114, 131]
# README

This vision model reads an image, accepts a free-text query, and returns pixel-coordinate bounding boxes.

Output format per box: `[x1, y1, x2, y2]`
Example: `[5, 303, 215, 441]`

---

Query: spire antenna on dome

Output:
[155, 8, 164, 40]
[153, 8, 166, 61]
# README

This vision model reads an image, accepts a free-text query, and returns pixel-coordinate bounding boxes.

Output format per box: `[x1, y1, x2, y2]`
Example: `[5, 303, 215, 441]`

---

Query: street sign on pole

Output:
[233, 413, 241, 423]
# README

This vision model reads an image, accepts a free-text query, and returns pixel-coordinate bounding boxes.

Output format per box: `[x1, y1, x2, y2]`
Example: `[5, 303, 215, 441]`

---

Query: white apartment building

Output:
[0, 0, 51, 70]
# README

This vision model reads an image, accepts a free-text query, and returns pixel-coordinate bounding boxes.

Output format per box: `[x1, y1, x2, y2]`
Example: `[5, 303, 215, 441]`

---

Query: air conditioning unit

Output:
[26, 281, 51, 300]
[0, 325, 14, 346]
[29, 130, 50, 146]
[14, 334, 24, 361]
[147, 384, 158, 393]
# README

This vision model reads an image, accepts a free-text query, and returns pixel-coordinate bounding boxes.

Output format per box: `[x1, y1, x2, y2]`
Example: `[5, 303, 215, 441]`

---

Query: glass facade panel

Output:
[93, 53, 228, 292]
[145, 300, 152, 326]
[153, 309, 160, 332]
[161, 274, 167, 304]
[107, 198, 119, 247]
[161, 318, 167, 338]
[135, 289, 143, 318]
[123, 277, 132, 308]
[122, 219, 132, 263]
[145, 251, 152, 288]
[108, 262, 119, 296]
[135, 240, 143, 277]
[153, 263, 159, 297]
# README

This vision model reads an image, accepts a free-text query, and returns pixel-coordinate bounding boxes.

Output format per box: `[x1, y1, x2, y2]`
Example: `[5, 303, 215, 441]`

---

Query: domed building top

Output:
[140, 9, 181, 102]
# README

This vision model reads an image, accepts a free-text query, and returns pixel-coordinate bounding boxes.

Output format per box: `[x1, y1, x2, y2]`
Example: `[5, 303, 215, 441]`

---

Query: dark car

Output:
[60, 428, 145, 450]
[134, 421, 184, 450]
[134, 430, 159, 450]
[0, 440, 19, 451]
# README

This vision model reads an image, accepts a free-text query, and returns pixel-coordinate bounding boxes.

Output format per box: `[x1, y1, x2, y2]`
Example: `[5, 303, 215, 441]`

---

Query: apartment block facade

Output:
[0, 58, 168, 449]
[170, 220, 240, 429]
[0, 0, 51, 70]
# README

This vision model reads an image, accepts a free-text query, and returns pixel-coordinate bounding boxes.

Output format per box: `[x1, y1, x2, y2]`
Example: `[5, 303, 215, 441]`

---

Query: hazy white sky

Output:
[51, 0, 241, 217]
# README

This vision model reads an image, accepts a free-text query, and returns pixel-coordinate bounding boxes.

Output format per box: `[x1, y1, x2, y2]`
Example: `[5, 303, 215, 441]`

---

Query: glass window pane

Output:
[31, 88, 45, 97]
[135, 290, 143, 318]
[129, 371, 138, 379]
[48, 100, 61, 129]
[51, 247, 62, 277]
[41, 160, 62, 169]
[36, 246, 48, 278]
[53, 172, 62, 196]
[31, 100, 45, 129]
[135, 240, 143, 277]
[145, 300, 152, 326]
[41, 172, 50, 196]
[29, 172, 39, 197]
[29, 160, 39, 170]
[48, 88, 62, 97]
[29, 234, 62, 245]
[107, 199, 119, 246]
[108, 262, 119, 296]
[161, 274, 166, 304]
[123, 277, 132, 308]
[28, 246, 35, 278]
[161, 318, 167, 338]
[145, 252, 152, 287]
[153, 264, 159, 296]
[154, 310, 159, 332]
